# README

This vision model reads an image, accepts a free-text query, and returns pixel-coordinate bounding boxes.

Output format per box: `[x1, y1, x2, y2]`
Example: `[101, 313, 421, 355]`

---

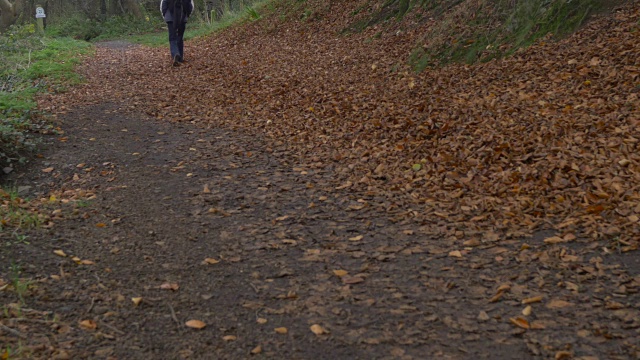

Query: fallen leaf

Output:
[223, 335, 237, 341]
[185, 320, 206, 329]
[274, 327, 288, 334]
[448, 250, 462, 258]
[546, 299, 574, 309]
[251, 345, 262, 354]
[477, 311, 490, 322]
[131, 297, 143, 306]
[522, 305, 532, 316]
[96, 223, 107, 228]
[522, 296, 543, 304]
[509, 317, 530, 329]
[333, 269, 348, 277]
[342, 276, 365, 284]
[256, 318, 268, 324]
[79, 319, 97, 330]
[555, 351, 573, 360]
[543, 236, 566, 244]
[348, 235, 364, 241]
[160, 283, 179, 291]
[310, 324, 328, 335]
[42, 167, 54, 173]
[203, 258, 220, 265]
[203, 184, 211, 193]
[53, 249, 67, 257]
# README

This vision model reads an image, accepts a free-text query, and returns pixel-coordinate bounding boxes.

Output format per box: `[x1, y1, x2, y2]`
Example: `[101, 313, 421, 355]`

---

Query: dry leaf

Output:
[79, 319, 97, 330]
[509, 317, 530, 329]
[222, 335, 237, 341]
[42, 167, 54, 173]
[160, 283, 179, 291]
[251, 345, 262, 354]
[546, 299, 574, 309]
[342, 276, 365, 284]
[131, 297, 143, 306]
[274, 327, 288, 334]
[348, 235, 364, 241]
[522, 296, 543, 304]
[555, 351, 573, 360]
[543, 236, 566, 244]
[522, 305, 532, 316]
[203, 258, 220, 265]
[310, 324, 328, 335]
[448, 250, 462, 258]
[477, 311, 490, 322]
[185, 320, 206, 329]
[333, 269, 348, 277]
[53, 249, 67, 257]
[256, 318, 268, 324]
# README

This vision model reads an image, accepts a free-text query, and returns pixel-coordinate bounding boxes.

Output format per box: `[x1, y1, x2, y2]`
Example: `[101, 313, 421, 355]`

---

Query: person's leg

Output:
[167, 21, 180, 62]
[177, 22, 186, 61]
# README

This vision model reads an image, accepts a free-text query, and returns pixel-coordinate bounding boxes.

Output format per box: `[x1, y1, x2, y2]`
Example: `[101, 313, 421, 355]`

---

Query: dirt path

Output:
[2, 9, 640, 360]
[2, 85, 639, 360]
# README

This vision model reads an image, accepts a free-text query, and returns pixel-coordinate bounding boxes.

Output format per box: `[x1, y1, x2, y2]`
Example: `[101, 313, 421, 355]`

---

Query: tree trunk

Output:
[123, 0, 142, 19]
[0, 0, 19, 33]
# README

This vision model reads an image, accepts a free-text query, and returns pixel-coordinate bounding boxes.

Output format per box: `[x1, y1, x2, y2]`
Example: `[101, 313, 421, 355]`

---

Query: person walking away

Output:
[161, 0, 194, 66]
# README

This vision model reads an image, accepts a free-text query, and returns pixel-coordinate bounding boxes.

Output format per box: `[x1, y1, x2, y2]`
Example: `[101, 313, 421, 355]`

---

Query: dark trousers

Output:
[167, 21, 186, 59]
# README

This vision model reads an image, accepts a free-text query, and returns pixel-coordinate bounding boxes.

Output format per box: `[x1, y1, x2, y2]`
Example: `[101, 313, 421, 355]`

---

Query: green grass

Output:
[1, 29, 91, 169]
[0, 187, 42, 231]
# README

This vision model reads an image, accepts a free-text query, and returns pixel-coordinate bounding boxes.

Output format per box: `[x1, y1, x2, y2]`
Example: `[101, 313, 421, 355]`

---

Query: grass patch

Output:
[0, 187, 42, 231]
[1, 28, 91, 170]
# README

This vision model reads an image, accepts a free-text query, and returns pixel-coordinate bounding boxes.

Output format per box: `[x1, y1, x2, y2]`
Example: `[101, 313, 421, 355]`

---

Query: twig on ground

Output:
[85, 297, 95, 315]
[100, 321, 125, 335]
[249, 282, 259, 293]
[167, 303, 181, 328]
[0, 323, 27, 338]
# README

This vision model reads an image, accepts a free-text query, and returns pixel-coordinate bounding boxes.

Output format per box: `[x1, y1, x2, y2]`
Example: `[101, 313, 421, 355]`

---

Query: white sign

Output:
[35, 7, 46, 18]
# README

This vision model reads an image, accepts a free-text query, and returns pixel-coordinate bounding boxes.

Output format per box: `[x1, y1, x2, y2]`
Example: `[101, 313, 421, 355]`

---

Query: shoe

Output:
[172, 55, 181, 67]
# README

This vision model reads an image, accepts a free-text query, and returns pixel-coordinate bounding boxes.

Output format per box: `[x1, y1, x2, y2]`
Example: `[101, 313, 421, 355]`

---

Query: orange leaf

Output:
[185, 320, 206, 329]
[509, 317, 530, 329]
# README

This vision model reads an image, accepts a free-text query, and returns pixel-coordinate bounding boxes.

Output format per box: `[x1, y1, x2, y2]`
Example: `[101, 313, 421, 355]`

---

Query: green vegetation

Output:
[124, 1, 271, 47]
[0, 187, 42, 231]
[9, 263, 31, 305]
[409, 0, 613, 71]
[347, 0, 622, 71]
[1, 26, 91, 170]
[47, 14, 166, 42]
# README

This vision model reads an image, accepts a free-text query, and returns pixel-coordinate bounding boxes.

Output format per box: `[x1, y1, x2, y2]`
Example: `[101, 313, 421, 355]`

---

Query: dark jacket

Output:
[161, 0, 193, 23]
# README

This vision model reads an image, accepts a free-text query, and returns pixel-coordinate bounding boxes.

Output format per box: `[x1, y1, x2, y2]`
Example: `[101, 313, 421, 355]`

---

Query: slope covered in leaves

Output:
[46, 0, 639, 246]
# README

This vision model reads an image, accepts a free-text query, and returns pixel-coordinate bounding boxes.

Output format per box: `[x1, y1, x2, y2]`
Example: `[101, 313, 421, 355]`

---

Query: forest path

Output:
[2, 5, 640, 358]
